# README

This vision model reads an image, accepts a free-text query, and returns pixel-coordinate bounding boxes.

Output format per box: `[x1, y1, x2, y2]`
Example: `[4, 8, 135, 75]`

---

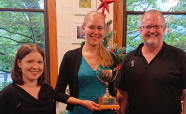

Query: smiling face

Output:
[140, 12, 166, 47]
[82, 15, 105, 47]
[17, 51, 44, 83]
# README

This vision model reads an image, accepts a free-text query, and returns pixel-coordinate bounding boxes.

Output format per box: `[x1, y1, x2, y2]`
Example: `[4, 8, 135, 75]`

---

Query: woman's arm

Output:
[117, 89, 128, 114]
[66, 97, 101, 111]
[55, 52, 71, 103]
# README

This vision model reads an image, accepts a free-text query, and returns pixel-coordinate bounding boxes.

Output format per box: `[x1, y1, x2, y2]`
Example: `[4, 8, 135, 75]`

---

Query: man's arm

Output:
[117, 89, 128, 114]
[182, 89, 186, 114]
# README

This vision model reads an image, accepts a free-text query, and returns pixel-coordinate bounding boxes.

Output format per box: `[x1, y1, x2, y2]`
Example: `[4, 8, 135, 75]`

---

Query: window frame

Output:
[113, 0, 186, 48]
[122, 0, 186, 47]
[0, 0, 55, 85]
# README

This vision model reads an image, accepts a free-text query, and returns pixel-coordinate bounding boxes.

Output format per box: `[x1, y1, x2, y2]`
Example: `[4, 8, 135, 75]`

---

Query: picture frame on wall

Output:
[73, 0, 96, 15]
[71, 21, 85, 43]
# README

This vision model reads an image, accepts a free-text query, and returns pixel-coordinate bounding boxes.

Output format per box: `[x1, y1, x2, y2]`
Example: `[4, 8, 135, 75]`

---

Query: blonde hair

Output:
[83, 11, 114, 68]
[99, 43, 114, 68]
[82, 11, 105, 27]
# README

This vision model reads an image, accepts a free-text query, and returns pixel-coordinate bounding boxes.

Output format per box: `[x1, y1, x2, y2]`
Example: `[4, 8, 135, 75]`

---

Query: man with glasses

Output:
[115, 9, 186, 114]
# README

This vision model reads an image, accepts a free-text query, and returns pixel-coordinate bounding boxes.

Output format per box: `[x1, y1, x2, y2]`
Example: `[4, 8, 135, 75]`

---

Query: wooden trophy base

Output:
[99, 104, 120, 109]
[98, 97, 120, 109]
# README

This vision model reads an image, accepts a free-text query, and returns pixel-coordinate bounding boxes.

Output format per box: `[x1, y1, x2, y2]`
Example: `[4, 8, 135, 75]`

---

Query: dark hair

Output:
[11, 43, 47, 85]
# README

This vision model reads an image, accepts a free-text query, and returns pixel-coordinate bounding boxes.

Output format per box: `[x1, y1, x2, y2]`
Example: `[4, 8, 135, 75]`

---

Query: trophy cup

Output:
[96, 68, 120, 109]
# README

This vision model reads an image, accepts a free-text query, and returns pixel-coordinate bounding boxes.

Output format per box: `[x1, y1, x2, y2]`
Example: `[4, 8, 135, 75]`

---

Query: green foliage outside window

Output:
[0, 0, 45, 89]
[0, 81, 12, 91]
[126, 0, 186, 53]
[0, 0, 44, 9]
[0, 11, 45, 73]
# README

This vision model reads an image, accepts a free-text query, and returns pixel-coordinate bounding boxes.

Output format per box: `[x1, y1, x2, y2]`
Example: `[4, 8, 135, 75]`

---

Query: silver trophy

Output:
[96, 68, 120, 109]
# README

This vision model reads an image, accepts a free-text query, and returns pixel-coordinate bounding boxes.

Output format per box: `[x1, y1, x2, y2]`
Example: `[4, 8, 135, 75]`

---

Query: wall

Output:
[56, 0, 113, 113]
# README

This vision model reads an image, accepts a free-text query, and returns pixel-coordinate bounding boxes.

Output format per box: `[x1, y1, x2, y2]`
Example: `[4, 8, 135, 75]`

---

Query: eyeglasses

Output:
[141, 25, 164, 30]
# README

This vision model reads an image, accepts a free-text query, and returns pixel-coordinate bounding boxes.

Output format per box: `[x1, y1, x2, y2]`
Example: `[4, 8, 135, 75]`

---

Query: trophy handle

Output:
[96, 68, 104, 83]
[96, 68, 118, 84]
[110, 68, 118, 83]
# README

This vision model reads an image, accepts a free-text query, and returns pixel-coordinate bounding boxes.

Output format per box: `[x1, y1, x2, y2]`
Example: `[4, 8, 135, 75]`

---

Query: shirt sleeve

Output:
[180, 51, 186, 89]
[0, 84, 15, 114]
[55, 51, 71, 103]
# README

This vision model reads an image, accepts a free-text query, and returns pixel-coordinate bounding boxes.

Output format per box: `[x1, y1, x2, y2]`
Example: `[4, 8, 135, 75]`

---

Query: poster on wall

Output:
[73, 0, 96, 15]
[71, 21, 85, 43]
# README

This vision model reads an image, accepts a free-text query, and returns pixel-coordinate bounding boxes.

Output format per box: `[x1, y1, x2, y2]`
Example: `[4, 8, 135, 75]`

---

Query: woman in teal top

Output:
[68, 56, 112, 114]
[55, 11, 117, 114]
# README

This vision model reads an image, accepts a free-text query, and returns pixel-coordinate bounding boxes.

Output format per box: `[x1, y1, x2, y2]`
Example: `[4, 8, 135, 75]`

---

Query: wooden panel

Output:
[48, 0, 58, 88]
[113, 0, 123, 47]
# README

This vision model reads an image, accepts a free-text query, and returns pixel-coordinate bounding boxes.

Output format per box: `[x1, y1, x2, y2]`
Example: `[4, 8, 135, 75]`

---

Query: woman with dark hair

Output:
[0, 43, 56, 114]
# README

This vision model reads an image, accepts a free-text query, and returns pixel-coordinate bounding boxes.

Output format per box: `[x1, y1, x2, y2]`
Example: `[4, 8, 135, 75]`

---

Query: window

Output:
[123, 0, 186, 53]
[0, 0, 50, 90]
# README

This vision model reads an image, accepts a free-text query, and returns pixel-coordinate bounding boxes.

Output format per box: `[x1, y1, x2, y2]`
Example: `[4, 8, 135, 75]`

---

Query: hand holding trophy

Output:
[96, 68, 120, 109]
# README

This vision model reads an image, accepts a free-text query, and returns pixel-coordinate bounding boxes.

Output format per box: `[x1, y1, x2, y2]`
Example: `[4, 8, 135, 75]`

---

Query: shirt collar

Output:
[134, 41, 167, 56]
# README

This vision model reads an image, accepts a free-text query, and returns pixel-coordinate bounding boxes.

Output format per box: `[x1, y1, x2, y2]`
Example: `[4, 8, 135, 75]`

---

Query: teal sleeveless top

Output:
[68, 56, 112, 114]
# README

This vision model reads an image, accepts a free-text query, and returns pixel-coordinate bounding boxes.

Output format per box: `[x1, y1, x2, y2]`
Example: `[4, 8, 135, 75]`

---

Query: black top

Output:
[55, 46, 117, 111]
[0, 83, 56, 114]
[115, 42, 186, 114]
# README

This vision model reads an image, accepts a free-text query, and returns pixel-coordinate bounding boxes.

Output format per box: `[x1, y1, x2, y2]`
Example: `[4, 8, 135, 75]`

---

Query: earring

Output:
[19, 68, 22, 72]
